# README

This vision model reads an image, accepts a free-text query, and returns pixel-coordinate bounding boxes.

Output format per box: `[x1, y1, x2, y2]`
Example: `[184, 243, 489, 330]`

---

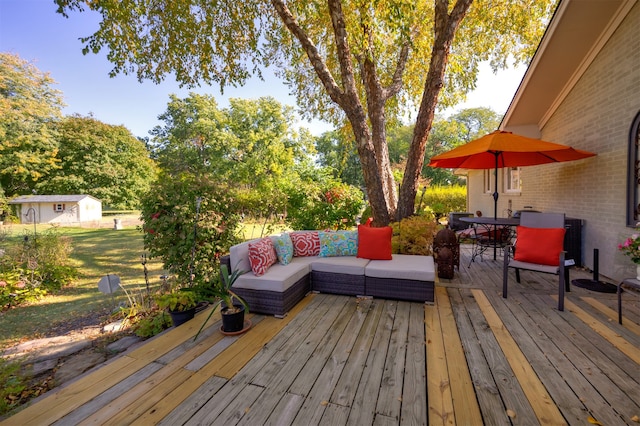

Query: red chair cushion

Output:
[514, 226, 566, 266]
[357, 225, 393, 260]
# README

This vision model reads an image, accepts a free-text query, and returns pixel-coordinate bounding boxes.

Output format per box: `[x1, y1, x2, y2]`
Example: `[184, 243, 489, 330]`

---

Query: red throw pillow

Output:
[357, 225, 393, 260]
[290, 231, 320, 256]
[248, 237, 277, 276]
[514, 226, 566, 266]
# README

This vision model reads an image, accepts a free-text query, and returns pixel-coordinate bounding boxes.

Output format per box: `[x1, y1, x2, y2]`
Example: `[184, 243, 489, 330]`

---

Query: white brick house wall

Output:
[467, 2, 639, 281]
[534, 2, 639, 281]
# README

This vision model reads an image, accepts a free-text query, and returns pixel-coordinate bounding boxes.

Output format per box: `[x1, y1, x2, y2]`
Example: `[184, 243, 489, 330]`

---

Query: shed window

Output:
[54, 203, 65, 212]
[628, 111, 640, 227]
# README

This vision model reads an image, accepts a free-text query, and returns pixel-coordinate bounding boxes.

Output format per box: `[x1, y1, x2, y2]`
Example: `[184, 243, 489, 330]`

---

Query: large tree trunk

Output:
[397, 0, 473, 220]
[274, 0, 472, 225]
[349, 115, 391, 226]
[364, 57, 398, 220]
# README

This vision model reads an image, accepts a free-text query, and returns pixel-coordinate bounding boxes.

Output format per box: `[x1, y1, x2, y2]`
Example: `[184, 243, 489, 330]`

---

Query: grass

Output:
[0, 217, 287, 349]
[0, 221, 165, 348]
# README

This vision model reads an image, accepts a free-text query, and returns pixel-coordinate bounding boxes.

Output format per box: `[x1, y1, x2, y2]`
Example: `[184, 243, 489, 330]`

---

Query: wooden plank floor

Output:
[2, 244, 639, 425]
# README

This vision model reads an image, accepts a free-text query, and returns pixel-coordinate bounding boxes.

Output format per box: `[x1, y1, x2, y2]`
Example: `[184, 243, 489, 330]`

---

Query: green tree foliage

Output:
[56, 0, 554, 225]
[386, 107, 500, 186]
[37, 115, 157, 209]
[149, 93, 228, 175]
[0, 53, 64, 195]
[138, 173, 242, 285]
[150, 94, 311, 219]
[314, 129, 363, 188]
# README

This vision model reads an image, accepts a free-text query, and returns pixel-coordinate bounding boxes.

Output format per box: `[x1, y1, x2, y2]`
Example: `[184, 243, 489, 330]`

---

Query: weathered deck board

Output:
[473, 288, 567, 424]
[459, 287, 539, 422]
[425, 291, 454, 425]
[346, 300, 397, 426]
[435, 287, 482, 425]
[375, 300, 410, 420]
[401, 302, 428, 425]
[494, 289, 608, 424]
[515, 293, 638, 425]
[448, 289, 508, 426]
[4, 246, 640, 426]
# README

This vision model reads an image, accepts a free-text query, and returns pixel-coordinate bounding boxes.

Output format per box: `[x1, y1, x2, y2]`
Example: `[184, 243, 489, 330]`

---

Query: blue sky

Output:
[1, 0, 525, 138]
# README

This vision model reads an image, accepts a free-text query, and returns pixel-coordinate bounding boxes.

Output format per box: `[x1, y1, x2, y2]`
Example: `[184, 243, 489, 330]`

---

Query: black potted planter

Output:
[169, 307, 196, 327]
[221, 304, 245, 332]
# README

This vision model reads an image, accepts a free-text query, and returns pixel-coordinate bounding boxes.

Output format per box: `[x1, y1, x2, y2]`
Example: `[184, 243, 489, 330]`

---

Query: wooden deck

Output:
[3, 245, 640, 425]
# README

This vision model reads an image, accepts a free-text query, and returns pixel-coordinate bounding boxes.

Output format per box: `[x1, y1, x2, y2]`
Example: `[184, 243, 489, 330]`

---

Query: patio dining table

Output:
[460, 216, 520, 260]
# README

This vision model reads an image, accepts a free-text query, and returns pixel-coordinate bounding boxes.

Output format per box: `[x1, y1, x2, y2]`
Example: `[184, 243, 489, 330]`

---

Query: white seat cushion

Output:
[311, 256, 370, 275]
[232, 261, 310, 293]
[365, 254, 435, 282]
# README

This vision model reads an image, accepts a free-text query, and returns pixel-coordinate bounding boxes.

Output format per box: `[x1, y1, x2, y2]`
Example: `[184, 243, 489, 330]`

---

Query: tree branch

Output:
[381, 41, 410, 101]
[326, 0, 362, 108]
[270, 0, 345, 105]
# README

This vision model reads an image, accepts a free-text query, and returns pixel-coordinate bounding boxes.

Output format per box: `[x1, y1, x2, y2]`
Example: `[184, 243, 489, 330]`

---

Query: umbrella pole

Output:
[493, 153, 499, 259]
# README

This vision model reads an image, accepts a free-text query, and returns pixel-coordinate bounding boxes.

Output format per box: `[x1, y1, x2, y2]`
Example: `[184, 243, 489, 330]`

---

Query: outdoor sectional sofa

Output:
[221, 227, 435, 317]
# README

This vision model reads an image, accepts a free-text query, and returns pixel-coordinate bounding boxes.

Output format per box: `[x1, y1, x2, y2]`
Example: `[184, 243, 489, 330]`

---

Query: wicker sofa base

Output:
[222, 252, 434, 316]
[232, 274, 311, 317]
[366, 276, 434, 303]
[311, 271, 365, 296]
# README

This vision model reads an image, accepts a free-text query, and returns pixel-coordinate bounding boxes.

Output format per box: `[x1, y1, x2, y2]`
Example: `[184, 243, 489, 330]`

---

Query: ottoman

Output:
[364, 254, 435, 303]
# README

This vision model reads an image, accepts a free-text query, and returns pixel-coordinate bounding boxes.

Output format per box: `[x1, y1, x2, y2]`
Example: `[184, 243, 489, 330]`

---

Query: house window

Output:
[504, 167, 521, 193]
[54, 203, 65, 213]
[627, 110, 640, 227]
[484, 170, 494, 194]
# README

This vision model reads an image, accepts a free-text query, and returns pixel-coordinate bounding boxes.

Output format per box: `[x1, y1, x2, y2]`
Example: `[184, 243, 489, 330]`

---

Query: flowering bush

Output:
[619, 229, 640, 264]
[139, 172, 242, 286]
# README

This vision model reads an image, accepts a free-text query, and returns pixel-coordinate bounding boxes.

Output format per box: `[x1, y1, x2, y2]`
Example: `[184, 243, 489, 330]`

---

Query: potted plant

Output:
[193, 264, 249, 340]
[155, 290, 198, 327]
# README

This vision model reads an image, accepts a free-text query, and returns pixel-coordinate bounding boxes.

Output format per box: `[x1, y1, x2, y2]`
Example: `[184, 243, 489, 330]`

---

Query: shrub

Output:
[0, 227, 77, 309]
[361, 185, 466, 224]
[286, 181, 365, 230]
[391, 214, 439, 256]
[418, 185, 466, 216]
[0, 273, 47, 310]
[133, 310, 172, 338]
[0, 357, 27, 415]
[139, 173, 242, 286]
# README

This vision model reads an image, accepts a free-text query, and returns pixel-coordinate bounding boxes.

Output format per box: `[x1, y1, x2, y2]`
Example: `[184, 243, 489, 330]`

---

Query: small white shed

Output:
[9, 195, 102, 225]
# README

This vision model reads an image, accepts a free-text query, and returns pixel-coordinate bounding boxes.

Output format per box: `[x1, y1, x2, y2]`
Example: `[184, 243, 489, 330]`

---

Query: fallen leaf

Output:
[588, 416, 604, 425]
[320, 400, 328, 406]
[506, 409, 516, 418]
[631, 415, 639, 423]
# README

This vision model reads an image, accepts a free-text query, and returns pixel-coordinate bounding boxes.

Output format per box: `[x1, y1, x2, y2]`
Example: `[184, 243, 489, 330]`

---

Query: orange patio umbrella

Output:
[428, 130, 596, 220]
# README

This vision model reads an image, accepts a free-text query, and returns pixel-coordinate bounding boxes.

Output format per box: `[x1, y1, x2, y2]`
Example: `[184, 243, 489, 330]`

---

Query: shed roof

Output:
[9, 195, 101, 204]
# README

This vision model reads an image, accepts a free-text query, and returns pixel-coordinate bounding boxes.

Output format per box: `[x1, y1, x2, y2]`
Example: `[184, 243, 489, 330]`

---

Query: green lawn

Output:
[0, 224, 164, 348]
[0, 219, 288, 348]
